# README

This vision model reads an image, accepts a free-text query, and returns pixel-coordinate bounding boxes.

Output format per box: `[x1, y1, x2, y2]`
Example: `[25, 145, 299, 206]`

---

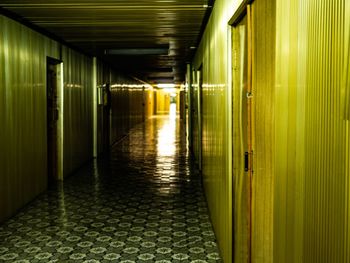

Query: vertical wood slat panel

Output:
[275, 0, 350, 262]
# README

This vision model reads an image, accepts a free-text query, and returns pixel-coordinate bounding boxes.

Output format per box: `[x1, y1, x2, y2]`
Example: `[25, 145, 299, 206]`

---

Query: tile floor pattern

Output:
[0, 114, 222, 262]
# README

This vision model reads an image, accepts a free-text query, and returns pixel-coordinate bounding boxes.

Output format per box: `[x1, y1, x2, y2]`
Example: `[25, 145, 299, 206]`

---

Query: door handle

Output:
[244, 152, 249, 172]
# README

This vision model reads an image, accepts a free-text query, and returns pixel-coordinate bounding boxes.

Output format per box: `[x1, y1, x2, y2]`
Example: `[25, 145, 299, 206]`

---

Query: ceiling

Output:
[0, 0, 213, 84]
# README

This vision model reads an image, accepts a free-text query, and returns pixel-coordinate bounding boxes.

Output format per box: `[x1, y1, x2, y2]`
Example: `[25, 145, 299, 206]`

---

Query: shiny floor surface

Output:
[0, 113, 222, 262]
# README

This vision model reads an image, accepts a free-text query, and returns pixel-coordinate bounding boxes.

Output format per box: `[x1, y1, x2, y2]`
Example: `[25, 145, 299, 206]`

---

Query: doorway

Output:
[232, 5, 253, 263]
[231, 0, 276, 261]
[197, 66, 203, 171]
[47, 57, 63, 184]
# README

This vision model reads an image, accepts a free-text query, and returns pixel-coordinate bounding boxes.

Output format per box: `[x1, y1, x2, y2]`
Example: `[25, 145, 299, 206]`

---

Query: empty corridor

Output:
[0, 112, 221, 262]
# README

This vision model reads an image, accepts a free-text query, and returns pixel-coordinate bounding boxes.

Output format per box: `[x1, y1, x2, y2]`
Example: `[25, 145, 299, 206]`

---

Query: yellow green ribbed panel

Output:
[274, 0, 350, 262]
[61, 47, 94, 177]
[0, 15, 59, 222]
[0, 14, 155, 224]
[192, 0, 243, 261]
[192, 0, 349, 262]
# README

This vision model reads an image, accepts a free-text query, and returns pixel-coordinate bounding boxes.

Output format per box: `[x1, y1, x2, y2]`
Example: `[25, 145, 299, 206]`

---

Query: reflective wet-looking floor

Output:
[0, 111, 222, 262]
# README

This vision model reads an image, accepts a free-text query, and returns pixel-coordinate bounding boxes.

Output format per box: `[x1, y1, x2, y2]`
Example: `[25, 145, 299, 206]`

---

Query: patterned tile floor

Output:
[0, 112, 222, 262]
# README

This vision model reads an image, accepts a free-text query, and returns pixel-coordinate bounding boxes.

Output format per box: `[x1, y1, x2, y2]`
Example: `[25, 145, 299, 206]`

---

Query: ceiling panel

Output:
[0, 0, 212, 83]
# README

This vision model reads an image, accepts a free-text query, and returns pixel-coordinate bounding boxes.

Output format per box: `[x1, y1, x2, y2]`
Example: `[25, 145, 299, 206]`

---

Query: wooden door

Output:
[232, 5, 253, 263]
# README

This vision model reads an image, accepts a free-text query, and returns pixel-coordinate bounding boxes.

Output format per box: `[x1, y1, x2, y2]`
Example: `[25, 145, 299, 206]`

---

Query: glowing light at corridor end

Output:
[156, 83, 176, 88]
[155, 83, 183, 94]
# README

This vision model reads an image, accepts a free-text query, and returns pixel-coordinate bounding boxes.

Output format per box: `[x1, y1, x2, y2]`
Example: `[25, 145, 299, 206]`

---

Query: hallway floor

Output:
[0, 113, 222, 262]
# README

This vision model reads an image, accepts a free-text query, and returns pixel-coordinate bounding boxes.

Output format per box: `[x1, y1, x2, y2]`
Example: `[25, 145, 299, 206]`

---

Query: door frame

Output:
[229, 0, 254, 26]
[46, 57, 64, 182]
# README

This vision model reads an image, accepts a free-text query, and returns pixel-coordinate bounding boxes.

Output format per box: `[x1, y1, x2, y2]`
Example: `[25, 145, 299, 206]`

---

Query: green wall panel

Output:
[191, 0, 243, 261]
[191, 0, 349, 262]
[0, 14, 152, 223]
[274, 0, 350, 262]
[62, 47, 94, 176]
[0, 15, 59, 222]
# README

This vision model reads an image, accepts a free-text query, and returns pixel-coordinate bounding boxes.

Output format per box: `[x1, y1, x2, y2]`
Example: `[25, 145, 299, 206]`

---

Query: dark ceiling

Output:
[0, 0, 213, 84]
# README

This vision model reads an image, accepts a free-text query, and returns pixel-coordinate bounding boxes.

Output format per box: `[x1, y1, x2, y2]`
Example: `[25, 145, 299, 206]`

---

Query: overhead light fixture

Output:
[105, 48, 169, 55]
[157, 83, 176, 88]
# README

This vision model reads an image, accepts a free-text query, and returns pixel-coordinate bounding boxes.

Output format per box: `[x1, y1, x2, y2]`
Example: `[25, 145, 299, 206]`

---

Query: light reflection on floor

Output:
[157, 103, 177, 157]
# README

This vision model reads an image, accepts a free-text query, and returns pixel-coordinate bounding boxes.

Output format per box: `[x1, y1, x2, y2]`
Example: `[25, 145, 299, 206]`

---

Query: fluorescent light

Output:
[157, 83, 176, 88]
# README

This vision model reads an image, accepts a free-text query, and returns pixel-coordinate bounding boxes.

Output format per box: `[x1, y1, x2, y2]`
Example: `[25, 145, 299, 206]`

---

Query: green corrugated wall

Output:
[274, 0, 350, 262]
[192, 0, 242, 261]
[0, 15, 60, 222]
[62, 47, 94, 177]
[0, 14, 153, 223]
[191, 0, 350, 262]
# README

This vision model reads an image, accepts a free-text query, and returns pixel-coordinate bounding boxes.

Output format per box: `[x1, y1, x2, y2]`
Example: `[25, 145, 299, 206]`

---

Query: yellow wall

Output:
[191, 0, 243, 261]
[0, 15, 59, 222]
[176, 91, 180, 112]
[0, 14, 153, 223]
[62, 47, 94, 176]
[192, 0, 350, 262]
[274, 0, 350, 262]
[144, 87, 154, 118]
